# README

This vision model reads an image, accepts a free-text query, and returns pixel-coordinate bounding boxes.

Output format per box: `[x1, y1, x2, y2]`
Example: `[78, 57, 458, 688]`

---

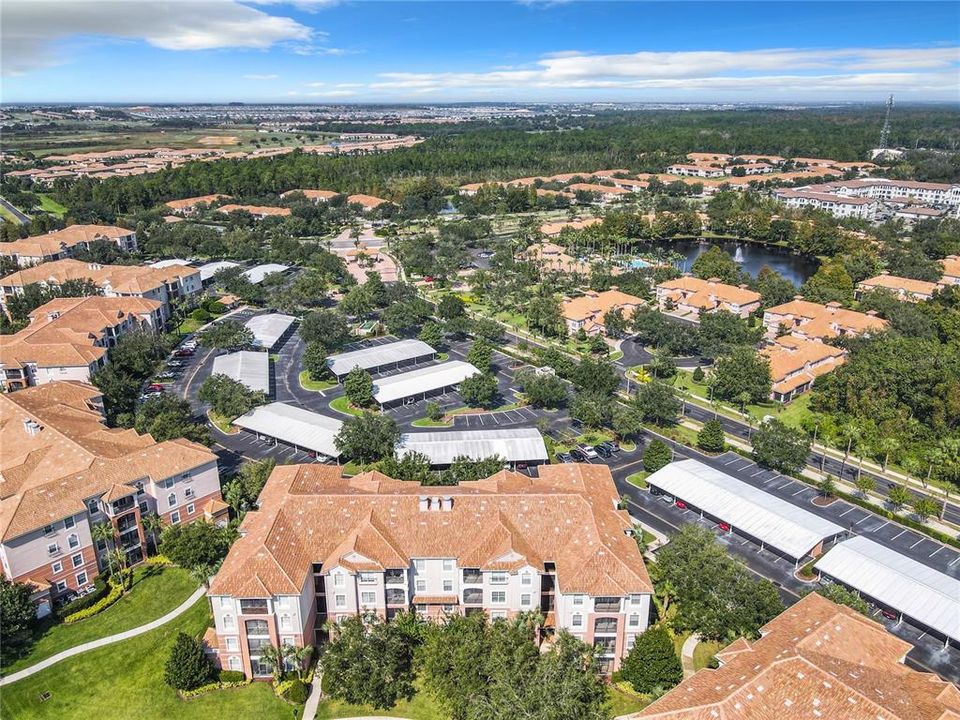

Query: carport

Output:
[211, 350, 270, 394]
[397, 428, 548, 468]
[814, 535, 960, 648]
[244, 313, 297, 351]
[646, 458, 845, 565]
[232, 402, 343, 461]
[327, 339, 436, 381]
[374, 361, 480, 409]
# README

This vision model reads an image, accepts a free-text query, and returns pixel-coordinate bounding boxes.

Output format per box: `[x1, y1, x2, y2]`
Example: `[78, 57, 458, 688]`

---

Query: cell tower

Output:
[878, 94, 894, 150]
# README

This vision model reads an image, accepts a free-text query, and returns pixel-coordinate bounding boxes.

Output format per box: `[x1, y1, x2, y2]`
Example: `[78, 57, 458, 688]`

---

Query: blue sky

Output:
[3, 1, 959, 103]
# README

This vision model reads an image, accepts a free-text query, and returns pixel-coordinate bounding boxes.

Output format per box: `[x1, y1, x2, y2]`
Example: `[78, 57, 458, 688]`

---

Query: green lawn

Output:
[329, 396, 366, 417]
[412, 418, 454, 427]
[1, 599, 293, 720]
[37, 195, 68, 217]
[626, 471, 649, 488]
[692, 640, 723, 670]
[0, 204, 21, 224]
[2, 566, 197, 676]
[314, 688, 445, 720]
[606, 686, 650, 716]
[298, 371, 337, 392]
[207, 410, 238, 434]
[176, 316, 206, 335]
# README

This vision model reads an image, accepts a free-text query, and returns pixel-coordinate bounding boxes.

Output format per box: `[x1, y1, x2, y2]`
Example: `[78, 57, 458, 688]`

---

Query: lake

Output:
[645, 238, 819, 286]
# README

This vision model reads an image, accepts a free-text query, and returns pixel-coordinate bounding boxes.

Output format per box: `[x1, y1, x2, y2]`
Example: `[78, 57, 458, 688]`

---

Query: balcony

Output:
[386, 588, 406, 606]
[385, 569, 406, 585]
[462, 569, 482, 584]
[594, 597, 622, 614]
[239, 599, 269, 615]
[463, 588, 483, 605]
[594, 618, 619, 634]
[594, 637, 617, 654]
[108, 496, 136, 516]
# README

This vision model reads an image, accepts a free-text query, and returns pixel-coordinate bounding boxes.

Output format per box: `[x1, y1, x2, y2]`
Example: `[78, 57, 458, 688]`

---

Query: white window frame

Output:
[76, 571, 88, 586]
[413, 559, 425, 572]
[521, 593, 531, 606]
[442, 579, 453, 593]
[358, 572, 376, 584]
[335, 594, 346, 608]
[442, 559, 454, 571]
[43, 524, 55, 536]
[572, 595, 585, 606]
[186, 503, 195, 515]
[167, 492, 177, 508]
[64, 515, 75, 530]
[184, 486, 195, 499]
[170, 511, 181, 525]
[280, 614, 292, 629]
[223, 614, 235, 630]
[629, 614, 640, 628]
[334, 573, 345, 587]
[225, 636, 239, 651]
[71, 553, 84, 568]
[415, 579, 426, 592]
[55, 580, 68, 593]
[51, 561, 63, 574]
[571, 613, 583, 628]
[47, 542, 59, 555]
[360, 591, 376, 605]
[228, 656, 241, 670]
[490, 572, 508, 585]
[521, 572, 532, 586]
[68, 533, 80, 549]
[491, 591, 506, 604]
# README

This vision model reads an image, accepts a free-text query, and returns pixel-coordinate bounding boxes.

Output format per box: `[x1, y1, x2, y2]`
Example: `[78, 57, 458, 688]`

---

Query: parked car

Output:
[174, 348, 195, 357]
[556, 452, 574, 464]
[598, 440, 620, 453]
[675, 500, 687, 509]
[595, 445, 612, 459]
[880, 608, 898, 621]
[145, 384, 164, 394]
[156, 371, 177, 380]
[718, 522, 731, 532]
[577, 444, 599, 460]
[570, 449, 587, 462]
[515, 461, 528, 470]
[659, 493, 675, 504]
[477, 251, 494, 259]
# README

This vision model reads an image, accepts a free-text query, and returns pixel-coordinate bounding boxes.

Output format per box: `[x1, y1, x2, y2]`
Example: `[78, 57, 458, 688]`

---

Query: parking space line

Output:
[776, 481, 793, 490]
[874, 521, 889, 532]
[792, 487, 807, 496]
[724, 457, 740, 465]
[891, 529, 907, 540]
[949, 554, 960, 567]
[929, 546, 944, 558]
[909, 538, 925, 549]
[854, 514, 872, 525]
[750, 469, 765, 477]
[839, 507, 856, 517]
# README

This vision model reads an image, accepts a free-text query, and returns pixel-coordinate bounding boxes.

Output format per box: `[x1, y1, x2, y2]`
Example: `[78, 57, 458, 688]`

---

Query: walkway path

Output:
[0, 586, 206, 686]
[680, 632, 702, 679]
[302, 672, 324, 720]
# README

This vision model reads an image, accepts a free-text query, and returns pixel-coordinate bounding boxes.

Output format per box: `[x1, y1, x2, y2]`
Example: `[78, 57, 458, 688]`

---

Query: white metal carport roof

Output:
[244, 313, 296, 350]
[232, 402, 343, 459]
[373, 361, 480, 406]
[397, 428, 548, 466]
[327, 339, 435, 378]
[814, 535, 960, 643]
[150, 258, 191, 269]
[645, 458, 844, 561]
[211, 351, 270, 394]
[243, 263, 290, 284]
[196, 260, 241, 282]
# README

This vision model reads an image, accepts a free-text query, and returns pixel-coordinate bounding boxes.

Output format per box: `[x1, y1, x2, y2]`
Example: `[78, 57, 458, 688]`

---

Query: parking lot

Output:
[453, 406, 542, 428]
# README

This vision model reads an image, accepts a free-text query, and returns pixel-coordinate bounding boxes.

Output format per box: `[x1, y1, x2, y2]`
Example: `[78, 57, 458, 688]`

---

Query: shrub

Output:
[143, 554, 173, 566]
[425, 401, 444, 422]
[203, 299, 227, 314]
[165, 632, 216, 691]
[218, 669, 246, 683]
[616, 626, 683, 694]
[190, 308, 213, 322]
[57, 576, 109, 618]
[281, 679, 309, 704]
[643, 439, 673, 473]
[697, 419, 725, 453]
[692, 366, 705, 382]
[63, 581, 123, 624]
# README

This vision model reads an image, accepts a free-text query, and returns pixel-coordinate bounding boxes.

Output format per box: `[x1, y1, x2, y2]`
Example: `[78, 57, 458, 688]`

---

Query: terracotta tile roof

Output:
[562, 289, 644, 322]
[540, 217, 602, 236]
[565, 183, 630, 196]
[280, 189, 339, 201]
[658, 276, 761, 308]
[209, 463, 650, 599]
[0, 225, 133, 259]
[764, 299, 887, 340]
[940, 256, 960, 280]
[164, 194, 230, 211]
[858, 273, 941, 299]
[0, 258, 198, 296]
[761, 336, 846, 394]
[217, 204, 291, 217]
[633, 593, 960, 720]
[347, 194, 389, 209]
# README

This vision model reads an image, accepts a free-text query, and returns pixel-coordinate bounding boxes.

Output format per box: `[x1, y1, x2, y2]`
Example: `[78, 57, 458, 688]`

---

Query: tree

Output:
[697, 419, 726, 452]
[158, 521, 232, 572]
[335, 413, 401, 463]
[887, 484, 911, 511]
[438, 294, 466, 320]
[818, 475, 836, 499]
[141, 513, 164, 555]
[164, 632, 216, 691]
[692, 365, 705, 382]
[419, 613, 490, 720]
[198, 320, 253, 350]
[570, 390, 612, 429]
[426, 401, 444, 422]
[259, 643, 289, 683]
[383, 298, 432, 336]
[321, 612, 422, 709]
[855, 474, 875, 499]
[134, 393, 209, 444]
[198, 374, 267, 419]
[751, 419, 811, 473]
[633, 380, 681, 426]
[459, 373, 498, 408]
[515, 369, 568, 409]
[808, 585, 871, 616]
[441, 455, 506, 484]
[0, 576, 37, 663]
[418, 321, 444, 349]
[467, 338, 493, 372]
[616, 626, 683, 694]
[91, 522, 118, 577]
[696, 310, 761, 360]
[911, 496, 939, 523]
[379, 452, 434, 484]
[612, 404, 644, 440]
[800, 259, 855, 305]
[302, 341, 329, 381]
[691, 246, 742, 285]
[300, 309, 352, 349]
[602, 308, 628, 338]
[712, 346, 771, 405]
[643, 439, 673, 473]
[756, 266, 798, 309]
[572, 357, 620, 396]
[525, 291, 563, 337]
[344, 367, 375, 408]
[648, 350, 677, 380]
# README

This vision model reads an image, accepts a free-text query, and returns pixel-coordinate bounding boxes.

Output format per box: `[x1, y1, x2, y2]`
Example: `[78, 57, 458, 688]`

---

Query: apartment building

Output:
[656, 276, 761, 320]
[539, 217, 602, 237]
[762, 298, 887, 341]
[816, 178, 960, 207]
[347, 194, 390, 212]
[0, 296, 163, 390]
[206, 463, 652, 678]
[942, 255, 960, 285]
[216, 204, 292, 219]
[0, 381, 224, 616]
[164, 194, 232, 215]
[562, 289, 644, 336]
[856, 271, 942, 302]
[762, 335, 846, 403]
[279, 189, 340, 203]
[565, 183, 631, 203]
[724, 162, 775, 175]
[0, 258, 201, 320]
[632, 592, 960, 720]
[773, 189, 881, 220]
[0, 225, 138, 268]
[666, 164, 726, 178]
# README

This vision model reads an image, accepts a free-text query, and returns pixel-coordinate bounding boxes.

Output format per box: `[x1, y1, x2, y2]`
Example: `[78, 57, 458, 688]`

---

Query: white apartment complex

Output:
[773, 189, 881, 219]
[0, 225, 138, 267]
[207, 463, 652, 678]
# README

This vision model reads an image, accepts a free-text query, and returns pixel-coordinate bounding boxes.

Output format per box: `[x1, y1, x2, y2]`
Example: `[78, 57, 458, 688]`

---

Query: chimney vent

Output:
[418, 496, 430, 512]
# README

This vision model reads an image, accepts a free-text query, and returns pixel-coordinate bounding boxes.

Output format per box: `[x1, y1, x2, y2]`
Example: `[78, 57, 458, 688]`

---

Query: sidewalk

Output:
[680, 633, 702, 679]
[0, 586, 206, 686]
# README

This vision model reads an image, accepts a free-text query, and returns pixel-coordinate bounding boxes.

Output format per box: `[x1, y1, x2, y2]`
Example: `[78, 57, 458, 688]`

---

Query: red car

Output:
[880, 609, 898, 621]
[145, 384, 164, 393]
[424, 276, 434, 283]
[174, 348, 195, 357]
[718, 522, 731, 532]
[675, 500, 687, 509]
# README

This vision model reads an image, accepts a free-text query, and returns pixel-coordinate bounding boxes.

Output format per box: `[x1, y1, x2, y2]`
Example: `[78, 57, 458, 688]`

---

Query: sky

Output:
[2, 1, 959, 104]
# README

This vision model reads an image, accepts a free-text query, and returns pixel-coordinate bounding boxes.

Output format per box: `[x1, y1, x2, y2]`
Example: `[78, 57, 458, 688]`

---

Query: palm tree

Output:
[284, 644, 314, 682]
[837, 421, 863, 480]
[876, 437, 900, 472]
[190, 562, 218, 589]
[91, 522, 117, 577]
[141, 513, 163, 556]
[260, 644, 288, 684]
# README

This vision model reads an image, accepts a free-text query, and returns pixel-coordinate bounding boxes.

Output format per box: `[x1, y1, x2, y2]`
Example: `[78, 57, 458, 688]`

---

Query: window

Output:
[572, 614, 583, 628]
[594, 597, 621, 613]
[170, 511, 181, 524]
[630, 594, 642, 605]
[135, 481, 145, 496]
[572, 595, 584, 606]
[245, 619, 269, 635]
[280, 614, 292, 629]
[281, 636, 294, 647]
[167, 493, 177, 507]
[55, 580, 68, 593]
[223, 614, 235, 630]
[51, 561, 63, 574]
[186, 503, 195, 515]
[334, 574, 345, 587]
[442, 559, 454, 571]
[415, 579, 426, 592]
[594, 618, 618, 634]
[521, 594, 531, 606]
[491, 591, 506, 604]
[335, 594, 346, 608]
[442, 604, 455, 614]
[490, 610, 507, 620]
[240, 599, 268, 615]
[71, 553, 83, 568]
[358, 572, 376, 584]
[182, 472, 192, 482]
[43, 524, 55, 536]
[490, 572, 508, 585]
[162, 478, 174, 489]
[68, 534, 79, 549]
[228, 656, 241, 670]
[87, 500, 100, 515]
[628, 614, 640, 628]
[626, 636, 636, 651]
[442, 579, 453, 593]
[414, 559, 425, 571]
[64, 515, 75, 529]
[47, 543, 59, 556]
[76, 572, 88, 586]
[224, 636, 239, 651]
[361, 592, 375, 605]
[184, 487, 195, 499]
[521, 573, 532, 586]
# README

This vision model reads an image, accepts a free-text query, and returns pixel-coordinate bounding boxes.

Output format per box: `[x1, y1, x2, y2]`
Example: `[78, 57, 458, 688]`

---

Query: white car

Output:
[577, 444, 599, 460]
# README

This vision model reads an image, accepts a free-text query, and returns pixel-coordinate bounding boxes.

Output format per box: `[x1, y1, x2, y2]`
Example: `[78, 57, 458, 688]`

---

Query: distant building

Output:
[539, 217, 602, 237]
[346, 194, 390, 211]
[773, 189, 880, 220]
[762, 298, 887, 341]
[565, 183, 631, 203]
[656, 276, 761, 320]
[279, 189, 339, 203]
[216, 204, 291, 219]
[856, 272, 941, 302]
[762, 335, 846, 403]
[0, 225, 138, 268]
[164, 194, 231, 215]
[562, 289, 644, 336]
[666, 164, 725, 178]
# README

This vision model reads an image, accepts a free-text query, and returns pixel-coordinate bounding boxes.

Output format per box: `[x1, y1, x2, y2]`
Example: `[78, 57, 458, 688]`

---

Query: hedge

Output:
[281, 679, 309, 704]
[144, 554, 173, 566]
[63, 581, 123, 624]
[57, 576, 109, 618]
[218, 670, 246, 683]
[178, 679, 250, 699]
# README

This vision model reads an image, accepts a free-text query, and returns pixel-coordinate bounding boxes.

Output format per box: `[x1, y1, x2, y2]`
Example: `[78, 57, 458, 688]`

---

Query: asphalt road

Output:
[0, 196, 30, 224]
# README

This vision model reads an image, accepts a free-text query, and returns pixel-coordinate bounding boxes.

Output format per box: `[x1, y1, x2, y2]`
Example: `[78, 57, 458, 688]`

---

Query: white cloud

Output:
[244, 0, 339, 12]
[368, 46, 960, 99]
[2, 0, 313, 76]
[306, 89, 356, 97]
[244, 73, 279, 80]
